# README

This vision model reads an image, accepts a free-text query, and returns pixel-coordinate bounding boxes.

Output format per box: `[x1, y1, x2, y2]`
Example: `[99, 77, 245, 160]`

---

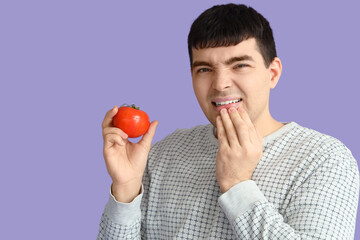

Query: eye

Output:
[197, 68, 212, 73]
[235, 64, 249, 69]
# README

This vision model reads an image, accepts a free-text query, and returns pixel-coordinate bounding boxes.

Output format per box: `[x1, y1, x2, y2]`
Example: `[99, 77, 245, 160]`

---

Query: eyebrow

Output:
[225, 55, 255, 65]
[192, 55, 255, 69]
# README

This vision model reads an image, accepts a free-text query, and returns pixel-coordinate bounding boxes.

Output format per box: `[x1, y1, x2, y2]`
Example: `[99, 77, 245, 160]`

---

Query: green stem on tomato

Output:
[120, 103, 140, 110]
[130, 104, 140, 110]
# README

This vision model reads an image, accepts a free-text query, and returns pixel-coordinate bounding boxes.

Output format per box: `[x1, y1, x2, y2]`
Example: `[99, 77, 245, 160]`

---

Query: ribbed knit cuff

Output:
[218, 180, 267, 223]
[104, 185, 143, 225]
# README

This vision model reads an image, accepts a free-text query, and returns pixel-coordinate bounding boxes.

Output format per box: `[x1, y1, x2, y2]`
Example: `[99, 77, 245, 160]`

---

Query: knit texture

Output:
[98, 122, 359, 239]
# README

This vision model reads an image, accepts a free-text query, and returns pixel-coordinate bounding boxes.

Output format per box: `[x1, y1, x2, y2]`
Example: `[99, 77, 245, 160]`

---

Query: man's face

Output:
[191, 38, 279, 127]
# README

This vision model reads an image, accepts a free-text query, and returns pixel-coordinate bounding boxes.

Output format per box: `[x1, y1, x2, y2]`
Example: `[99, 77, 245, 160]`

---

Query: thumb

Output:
[139, 120, 159, 148]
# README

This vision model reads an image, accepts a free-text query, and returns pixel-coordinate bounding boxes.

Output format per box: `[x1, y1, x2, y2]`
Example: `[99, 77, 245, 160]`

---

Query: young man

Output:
[98, 4, 359, 239]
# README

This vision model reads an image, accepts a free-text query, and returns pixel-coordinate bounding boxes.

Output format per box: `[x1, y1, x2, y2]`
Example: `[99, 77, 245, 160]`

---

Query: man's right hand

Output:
[102, 106, 159, 203]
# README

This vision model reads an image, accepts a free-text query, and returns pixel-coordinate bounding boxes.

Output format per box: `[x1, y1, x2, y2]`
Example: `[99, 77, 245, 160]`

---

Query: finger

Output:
[103, 127, 128, 139]
[138, 120, 159, 148]
[220, 108, 239, 147]
[104, 133, 126, 149]
[238, 108, 257, 143]
[228, 107, 250, 146]
[102, 106, 118, 129]
[216, 115, 229, 147]
[228, 107, 248, 143]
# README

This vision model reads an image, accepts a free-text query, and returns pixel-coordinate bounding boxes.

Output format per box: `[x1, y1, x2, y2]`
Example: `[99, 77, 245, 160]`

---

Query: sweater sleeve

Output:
[97, 186, 143, 240]
[218, 153, 359, 239]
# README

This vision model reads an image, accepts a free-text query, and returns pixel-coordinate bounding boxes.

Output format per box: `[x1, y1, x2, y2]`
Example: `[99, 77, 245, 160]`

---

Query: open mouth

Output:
[212, 98, 242, 107]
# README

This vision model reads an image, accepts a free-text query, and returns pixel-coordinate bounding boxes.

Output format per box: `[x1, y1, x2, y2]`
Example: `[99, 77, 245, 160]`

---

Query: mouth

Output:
[211, 98, 242, 107]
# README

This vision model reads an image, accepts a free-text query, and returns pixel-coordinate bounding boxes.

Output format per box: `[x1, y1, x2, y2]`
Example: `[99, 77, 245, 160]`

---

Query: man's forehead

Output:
[191, 38, 260, 64]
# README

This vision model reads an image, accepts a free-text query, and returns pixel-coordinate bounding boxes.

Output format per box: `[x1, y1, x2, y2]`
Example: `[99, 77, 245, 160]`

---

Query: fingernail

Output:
[220, 108, 227, 115]
[229, 107, 236, 113]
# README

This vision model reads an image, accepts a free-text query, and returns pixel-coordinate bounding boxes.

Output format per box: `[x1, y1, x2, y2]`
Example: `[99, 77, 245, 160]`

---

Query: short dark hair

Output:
[187, 3, 277, 68]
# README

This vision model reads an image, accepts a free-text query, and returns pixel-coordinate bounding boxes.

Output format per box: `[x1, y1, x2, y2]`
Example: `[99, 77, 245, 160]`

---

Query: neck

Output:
[252, 109, 284, 138]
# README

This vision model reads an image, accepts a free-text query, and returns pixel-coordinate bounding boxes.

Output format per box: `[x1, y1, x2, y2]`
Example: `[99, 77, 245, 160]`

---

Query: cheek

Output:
[241, 76, 270, 107]
[193, 79, 208, 100]
[249, 85, 269, 105]
[193, 81, 201, 98]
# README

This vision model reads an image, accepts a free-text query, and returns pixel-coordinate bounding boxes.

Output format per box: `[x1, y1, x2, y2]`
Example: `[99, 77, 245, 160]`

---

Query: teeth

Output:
[214, 99, 241, 107]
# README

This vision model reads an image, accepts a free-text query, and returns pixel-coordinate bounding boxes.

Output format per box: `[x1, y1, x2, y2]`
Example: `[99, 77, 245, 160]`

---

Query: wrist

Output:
[219, 178, 252, 193]
[111, 181, 142, 203]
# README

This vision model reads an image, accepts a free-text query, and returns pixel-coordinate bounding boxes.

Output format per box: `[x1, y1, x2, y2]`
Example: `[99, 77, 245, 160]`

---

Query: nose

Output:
[211, 68, 232, 91]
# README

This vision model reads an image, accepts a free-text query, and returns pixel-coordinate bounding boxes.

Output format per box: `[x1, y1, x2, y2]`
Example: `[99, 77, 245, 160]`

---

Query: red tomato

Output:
[112, 104, 150, 138]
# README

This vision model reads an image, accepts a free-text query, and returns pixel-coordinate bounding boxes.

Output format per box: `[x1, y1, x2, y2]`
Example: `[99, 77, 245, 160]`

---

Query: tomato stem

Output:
[120, 103, 140, 110]
[131, 104, 140, 110]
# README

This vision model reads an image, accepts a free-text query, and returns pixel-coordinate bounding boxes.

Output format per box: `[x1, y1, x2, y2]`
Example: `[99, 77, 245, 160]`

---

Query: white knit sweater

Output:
[98, 122, 359, 239]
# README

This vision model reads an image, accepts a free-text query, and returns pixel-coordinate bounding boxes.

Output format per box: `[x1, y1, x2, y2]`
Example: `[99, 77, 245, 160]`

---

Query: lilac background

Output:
[1, 0, 359, 239]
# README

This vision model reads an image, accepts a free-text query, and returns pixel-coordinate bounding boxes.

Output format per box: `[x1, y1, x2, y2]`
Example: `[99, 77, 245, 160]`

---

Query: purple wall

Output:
[1, 0, 359, 239]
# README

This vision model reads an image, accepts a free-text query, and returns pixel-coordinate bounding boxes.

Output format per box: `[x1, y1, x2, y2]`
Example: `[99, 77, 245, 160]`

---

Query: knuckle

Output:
[244, 146, 262, 158]
[104, 132, 113, 139]
[242, 146, 252, 156]
[217, 131, 225, 139]
[102, 128, 111, 137]
[102, 128, 108, 137]
[219, 144, 228, 152]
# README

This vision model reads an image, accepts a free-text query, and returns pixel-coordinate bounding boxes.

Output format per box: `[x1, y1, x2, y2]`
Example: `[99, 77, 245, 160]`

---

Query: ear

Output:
[268, 57, 282, 89]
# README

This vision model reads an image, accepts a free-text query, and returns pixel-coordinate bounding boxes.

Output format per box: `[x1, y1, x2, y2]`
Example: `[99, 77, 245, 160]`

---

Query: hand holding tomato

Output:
[102, 105, 158, 203]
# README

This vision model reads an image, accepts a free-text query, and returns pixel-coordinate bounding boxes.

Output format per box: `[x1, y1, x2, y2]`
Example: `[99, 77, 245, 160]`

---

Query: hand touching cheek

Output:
[215, 107, 263, 193]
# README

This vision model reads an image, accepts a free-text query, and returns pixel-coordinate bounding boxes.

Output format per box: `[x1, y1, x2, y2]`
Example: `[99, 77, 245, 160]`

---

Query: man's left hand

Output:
[215, 107, 263, 193]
